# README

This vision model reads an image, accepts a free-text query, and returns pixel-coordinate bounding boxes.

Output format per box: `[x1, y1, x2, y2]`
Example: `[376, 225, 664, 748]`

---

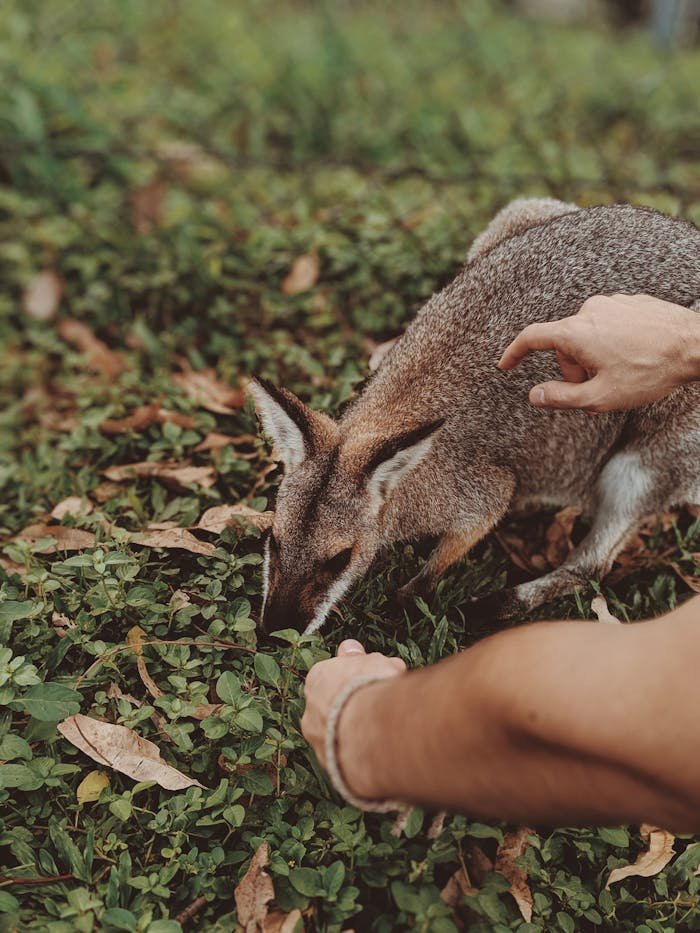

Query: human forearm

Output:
[337, 598, 700, 828]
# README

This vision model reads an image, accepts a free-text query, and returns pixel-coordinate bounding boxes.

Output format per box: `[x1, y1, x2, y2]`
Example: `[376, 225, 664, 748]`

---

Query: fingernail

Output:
[532, 388, 546, 406]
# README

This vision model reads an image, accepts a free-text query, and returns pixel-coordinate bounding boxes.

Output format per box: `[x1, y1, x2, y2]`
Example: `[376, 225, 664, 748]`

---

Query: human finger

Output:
[498, 321, 567, 371]
[529, 377, 604, 411]
[337, 639, 366, 656]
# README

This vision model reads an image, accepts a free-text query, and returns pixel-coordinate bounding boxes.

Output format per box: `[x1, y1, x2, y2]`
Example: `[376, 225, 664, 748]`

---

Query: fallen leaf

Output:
[591, 595, 622, 623]
[545, 506, 582, 567]
[440, 866, 478, 907]
[169, 589, 191, 612]
[495, 827, 535, 923]
[127, 626, 164, 699]
[57, 713, 205, 790]
[235, 842, 275, 932]
[134, 527, 216, 557]
[13, 524, 96, 553]
[102, 460, 216, 491]
[57, 318, 124, 378]
[0, 556, 28, 577]
[130, 177, 168, 235]
[155, 139, 225, 182]
[494, 531, 547, 574]
[282, 251, 319, 295]
[173, 365, 245, 415]
[52, 611, 77, 637]
[368, 336, 399, 372]
[606, 825, 675, 888]
[263, 909, 303, 933]
[192, 703, 224, 721]
[427, 810, 446, 840]
[463, 840, 493, 887]
[194, 504, 273, 535]
[23, 270, 63, 321]
[50, 496, 94, 520]
[193, 432, 257, 452]
[77, 770, 110, 804]
[91, 481, 123, 504]
[100, 403, 196, 435]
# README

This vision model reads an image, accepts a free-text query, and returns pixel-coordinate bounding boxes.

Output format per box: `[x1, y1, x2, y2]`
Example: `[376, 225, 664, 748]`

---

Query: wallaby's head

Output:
[248, 377, 444, 634]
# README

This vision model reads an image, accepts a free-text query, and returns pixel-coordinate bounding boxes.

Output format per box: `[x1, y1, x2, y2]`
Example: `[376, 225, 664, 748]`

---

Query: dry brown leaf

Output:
[169, 589, 191, 612]
[193, 432, 257, 452]
[368, 336, 399, 372]
[23, 270, 63, 321]
[282, 251, 320, 295]
[127, 626, 164, 700]
[52, 611, 76, 638]
[427, 810, 446, 840]
[606, 825, 675, 888]
[90, 481, 123, 504]
[263, 909, 303, 933]
[591, 595, 622, 624]
[463, 839, 493, 887]
[156, 139, 225, 182]
[13, 524, 96, 553]
[234, 842, 275, 932]
[102, 460, 216, 491]
[130, 177, 168, 235]
[0, 556, 27, 577]
[57, 713, 205, 790]
[495, 827, 535, 923]
[50, 496, 94, 521]
[191, 703, 224, 721]
[494, 531, 547, 574]
[100, 403, 196, 435]
[440, 866, 478, 908]
[57, 318, 125, 378]
[134, 527, 216, 557]
[194, 504, 273, 535]
[545, 506, 582, 567]
[173, 366, 245, 415]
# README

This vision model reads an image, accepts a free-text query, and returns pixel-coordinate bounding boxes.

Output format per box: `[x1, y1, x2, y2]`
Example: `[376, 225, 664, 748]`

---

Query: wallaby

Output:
[249, 199, 700, 634]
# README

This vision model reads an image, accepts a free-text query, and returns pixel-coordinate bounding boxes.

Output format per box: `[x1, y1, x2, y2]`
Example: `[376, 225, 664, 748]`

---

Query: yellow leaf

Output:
[77, 770, 110, 804]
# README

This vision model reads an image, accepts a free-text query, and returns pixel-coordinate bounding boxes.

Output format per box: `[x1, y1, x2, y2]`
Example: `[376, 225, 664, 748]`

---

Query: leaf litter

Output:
[58, 713, 205, 791]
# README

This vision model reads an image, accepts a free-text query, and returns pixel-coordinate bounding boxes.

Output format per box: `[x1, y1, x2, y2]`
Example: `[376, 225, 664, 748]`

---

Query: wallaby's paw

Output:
[470, 589, 527, 623]
[395, 576, 431, 608]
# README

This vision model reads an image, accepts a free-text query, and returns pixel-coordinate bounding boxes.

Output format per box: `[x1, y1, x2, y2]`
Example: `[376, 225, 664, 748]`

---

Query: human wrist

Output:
[681, 309, 700, 384]
[335, 677, 399, 802]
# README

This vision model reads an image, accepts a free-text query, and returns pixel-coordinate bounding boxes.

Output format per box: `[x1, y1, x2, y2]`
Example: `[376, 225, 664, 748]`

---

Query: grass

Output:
[1, 0, 699, 930]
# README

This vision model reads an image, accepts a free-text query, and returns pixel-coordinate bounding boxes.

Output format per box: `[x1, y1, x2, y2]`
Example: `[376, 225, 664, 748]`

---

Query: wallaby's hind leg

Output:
[473, 448, 679, 622]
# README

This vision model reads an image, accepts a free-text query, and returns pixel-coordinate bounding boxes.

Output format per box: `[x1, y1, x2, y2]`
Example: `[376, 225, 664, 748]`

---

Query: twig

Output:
[175, 894, 209, 926]
[0, 873, 73, 886]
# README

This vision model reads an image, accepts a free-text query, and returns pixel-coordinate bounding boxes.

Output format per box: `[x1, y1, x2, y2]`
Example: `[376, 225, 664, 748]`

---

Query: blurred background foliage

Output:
[1, 1, 700, 931]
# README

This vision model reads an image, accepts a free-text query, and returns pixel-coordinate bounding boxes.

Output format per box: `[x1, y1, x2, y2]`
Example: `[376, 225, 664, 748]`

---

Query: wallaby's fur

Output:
[250, 200, 700, 633]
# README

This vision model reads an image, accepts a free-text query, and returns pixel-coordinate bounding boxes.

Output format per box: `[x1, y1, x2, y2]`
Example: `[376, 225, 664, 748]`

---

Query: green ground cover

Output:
[1, 1, 699, 929]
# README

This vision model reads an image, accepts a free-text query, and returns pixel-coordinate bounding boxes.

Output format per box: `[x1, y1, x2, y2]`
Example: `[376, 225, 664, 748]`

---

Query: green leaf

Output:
[216, 671, 242, 706]
[0, 599, 43, 623]
[0, 891, 19, 913]
[323, 860, 345, 896]
[13, 683, 81, 721]
[235, 707, 263, 732]
[0, 763, 44, 791]
[598, 827, 630, 848]
[102, 908, 137, 931]
[254, 653, 281, 687]
[289, 867, 325, 897]
[0, 733, 32, 761]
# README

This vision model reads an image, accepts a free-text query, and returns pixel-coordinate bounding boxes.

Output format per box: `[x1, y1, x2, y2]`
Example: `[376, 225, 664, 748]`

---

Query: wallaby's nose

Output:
[260, 599, 308, 635]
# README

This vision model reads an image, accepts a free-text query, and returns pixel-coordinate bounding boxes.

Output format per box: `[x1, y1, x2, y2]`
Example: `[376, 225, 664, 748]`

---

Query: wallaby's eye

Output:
[324, 547, 353, 576]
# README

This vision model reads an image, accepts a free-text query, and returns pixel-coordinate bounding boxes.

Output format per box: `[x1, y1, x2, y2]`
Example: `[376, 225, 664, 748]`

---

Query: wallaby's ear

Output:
[248, 377, 316, 471]
[365, 419, 445, 505]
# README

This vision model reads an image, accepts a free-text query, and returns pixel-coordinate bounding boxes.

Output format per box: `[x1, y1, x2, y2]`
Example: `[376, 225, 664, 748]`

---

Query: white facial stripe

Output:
[303, 564, 358, 635]
[261, 537, 271, 616]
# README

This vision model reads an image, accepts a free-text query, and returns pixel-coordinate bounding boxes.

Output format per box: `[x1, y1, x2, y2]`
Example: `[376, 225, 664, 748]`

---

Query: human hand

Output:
[498, 294, 700, 412]
[301, 639, 405, 795]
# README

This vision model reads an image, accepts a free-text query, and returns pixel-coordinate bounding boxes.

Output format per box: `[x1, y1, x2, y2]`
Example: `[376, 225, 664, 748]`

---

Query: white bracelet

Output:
[324, 674, 406, 813]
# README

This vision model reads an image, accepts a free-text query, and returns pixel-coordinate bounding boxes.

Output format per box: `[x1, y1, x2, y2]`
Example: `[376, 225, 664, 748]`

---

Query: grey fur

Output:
[252, 200, 700, 632]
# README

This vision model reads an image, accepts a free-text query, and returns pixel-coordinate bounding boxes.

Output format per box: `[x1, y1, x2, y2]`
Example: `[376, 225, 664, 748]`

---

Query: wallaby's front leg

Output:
[397, 510, 508, 606]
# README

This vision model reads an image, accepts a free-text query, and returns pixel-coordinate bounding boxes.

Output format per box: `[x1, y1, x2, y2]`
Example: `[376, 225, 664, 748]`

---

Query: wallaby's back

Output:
[342, 204, 700, 502]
